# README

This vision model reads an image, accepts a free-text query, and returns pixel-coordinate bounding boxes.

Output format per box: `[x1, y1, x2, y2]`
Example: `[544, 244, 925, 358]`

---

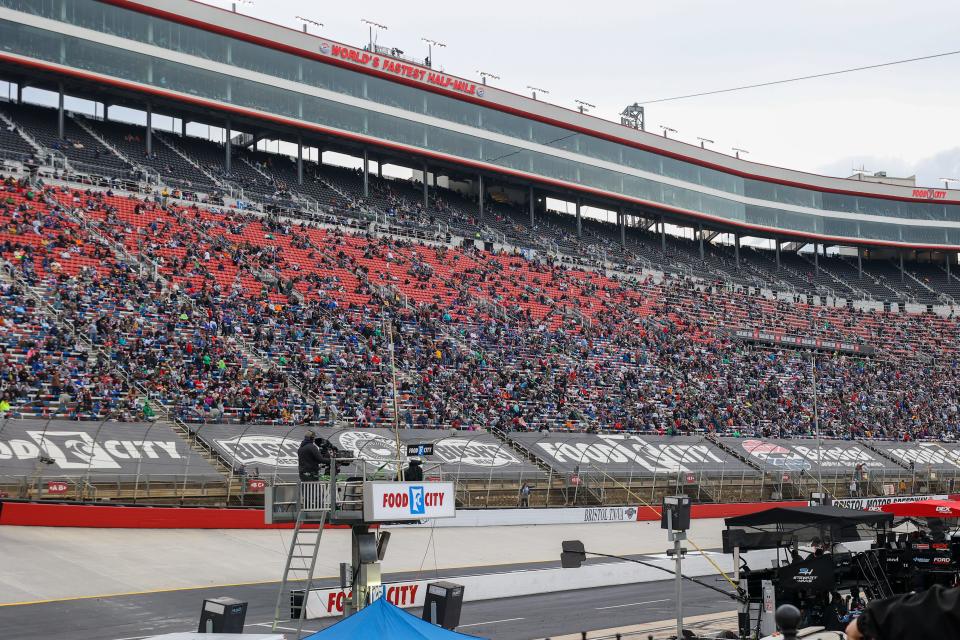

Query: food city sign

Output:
[318, 41, 484, 97]
[362, 481, 456, 522]
[913, 188, 947, 200]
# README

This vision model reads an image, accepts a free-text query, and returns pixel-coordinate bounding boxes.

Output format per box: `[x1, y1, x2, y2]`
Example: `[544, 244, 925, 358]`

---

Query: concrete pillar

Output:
[814, 243, 819, 272]
[103, 103, 110, 121]
[698, 224, 704, 260]
[734, 233, 740, 268]
[857, 246, 863, 279]
[377, 161, 382, 179]
[362, 149, 369, 198]
[528, 185, 535, 227]
[57, 83, 65, 139]
[948, 252, 952, 280]
[16, 83, 22, 104]
[575, 199, 582, 237]
[478, 174, 484, 219]
[660, 215, 666, 253]
[900, 252, 905, 282]
[224, 119, 231, 174]
[422, 163, 429, 211]
[619, 208, 626, 247]
[180, 117, 186, 137]
[297, 136, 303, 185]
[145, 102, 152, 156]
[775, 239, 781, 269]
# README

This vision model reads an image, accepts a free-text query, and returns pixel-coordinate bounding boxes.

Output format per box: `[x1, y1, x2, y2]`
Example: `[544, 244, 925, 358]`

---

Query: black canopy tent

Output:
[723, 505, 893, 552]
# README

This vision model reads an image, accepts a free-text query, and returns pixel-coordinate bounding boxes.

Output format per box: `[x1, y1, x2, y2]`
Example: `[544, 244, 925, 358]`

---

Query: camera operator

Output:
[845, 584, 960, 640]
[297, 430, 337, 481]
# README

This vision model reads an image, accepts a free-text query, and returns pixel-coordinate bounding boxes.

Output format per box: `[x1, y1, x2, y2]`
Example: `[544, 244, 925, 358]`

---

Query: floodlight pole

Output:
[668, 508, 684, 640]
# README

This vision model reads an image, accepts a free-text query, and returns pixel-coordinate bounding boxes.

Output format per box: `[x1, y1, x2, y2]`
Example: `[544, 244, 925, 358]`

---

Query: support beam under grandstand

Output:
[103, 103, 109, 121]
[57, 83, 64, 139]
[900, 252, 905, 282]
[145, 102, 152, 156]
[529, 185, 535, 227]
[224, 119, 232, 173]
[660, 215, 666, 253]
[576, 198, 582, 237]
[698, 224, 704, 260]
[297, 136, 303, 185]
[735, 233, 740, 268]
[948, 253, 952, 279]
[362, 149, 369, 198]
[16, 82, 22, 104]
[479, 174, 484, 219]
[776, 239, 781, 269]
[422, 162, 429, 211]
[858, 247, 863, 279]
[619, 208, 625, 247]
[814, 243, 819, 272]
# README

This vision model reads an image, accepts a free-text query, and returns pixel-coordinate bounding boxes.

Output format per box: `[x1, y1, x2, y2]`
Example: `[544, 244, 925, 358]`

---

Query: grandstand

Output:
[1, 0, 960, 508]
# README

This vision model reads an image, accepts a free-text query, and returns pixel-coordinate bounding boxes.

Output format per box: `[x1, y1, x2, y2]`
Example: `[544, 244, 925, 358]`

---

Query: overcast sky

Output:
[195, 0, 960, 187]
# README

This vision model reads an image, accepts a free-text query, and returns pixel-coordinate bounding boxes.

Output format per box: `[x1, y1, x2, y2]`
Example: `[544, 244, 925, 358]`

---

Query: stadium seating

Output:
[2, 100, 960, 442]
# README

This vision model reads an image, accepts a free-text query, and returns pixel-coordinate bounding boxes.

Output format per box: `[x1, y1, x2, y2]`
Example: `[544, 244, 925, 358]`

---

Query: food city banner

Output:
[0, 419, 220, 479]
[867, 441, 960, 472]
[193, 425, 539, 479]
[721, 437, 904, 474]
[506, 432, 755, 478]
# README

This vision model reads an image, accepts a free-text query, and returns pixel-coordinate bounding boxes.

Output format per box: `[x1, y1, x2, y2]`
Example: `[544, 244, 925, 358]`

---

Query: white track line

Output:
[458, 617, 526, 628]
[595, 598, 671, 610]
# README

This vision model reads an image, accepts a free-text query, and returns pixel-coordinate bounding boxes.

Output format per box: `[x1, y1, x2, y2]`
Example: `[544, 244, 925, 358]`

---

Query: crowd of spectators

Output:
[1, 174, 960, 443]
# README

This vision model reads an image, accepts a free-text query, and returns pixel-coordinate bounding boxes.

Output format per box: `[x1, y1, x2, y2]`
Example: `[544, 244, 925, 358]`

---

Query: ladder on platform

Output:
[855, 550, 894, 600]
[272, 507, 329, 639]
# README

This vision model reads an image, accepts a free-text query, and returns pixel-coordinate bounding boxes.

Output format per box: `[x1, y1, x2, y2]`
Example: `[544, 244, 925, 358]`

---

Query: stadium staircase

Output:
[72, 115, 161, 187]
[153, 130, 227, 192]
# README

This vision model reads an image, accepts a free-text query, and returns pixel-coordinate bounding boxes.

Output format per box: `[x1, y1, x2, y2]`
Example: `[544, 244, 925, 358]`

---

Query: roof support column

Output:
[16, 82, 22, 104]
[478, 174, 484, 220]
[575, 198, 582, 237]
[180, 117, 186, 137]
[734, 233, 740, 269]
[422, 162, 429, 212]
[900, 252, 905, 282]
[660, 215, 666, 253]
[103, 103, 110, 122]
[224, 119, 231, 174]
[947, 252, 952, 280]
[775, 239, 781, 269]
[857, 246, 863, 279]
[145, 102, 152, 156]
[814, 242, 819, 272]
[528, 185, 535, 227]
[698, 224, 704, 260]
[297, 136, 303, 185]
[57, 83, 64, 139]
[362, 149, 369, 198]
[619, 208, 626, 247]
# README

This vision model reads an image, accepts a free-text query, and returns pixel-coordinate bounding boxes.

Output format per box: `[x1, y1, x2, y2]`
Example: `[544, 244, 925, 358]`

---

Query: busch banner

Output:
[194, 425, 538, 478]
[0, 419, 220, 478]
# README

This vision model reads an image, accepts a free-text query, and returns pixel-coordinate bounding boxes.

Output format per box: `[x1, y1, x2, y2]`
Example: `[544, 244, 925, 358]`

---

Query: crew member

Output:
[846, 584, 960, 640]
[298, 430, 334, 481]
[404, 458, 423, 481]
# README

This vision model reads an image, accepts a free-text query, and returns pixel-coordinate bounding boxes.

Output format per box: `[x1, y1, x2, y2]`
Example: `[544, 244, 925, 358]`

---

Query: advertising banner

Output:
[193, 425, 538, 479]
[0, 419, 220, 479]
[362, 481, 456, 522]
[868, 441, 960, 472]
[507, 432, 754, 478]
[721, 438, 903, 474]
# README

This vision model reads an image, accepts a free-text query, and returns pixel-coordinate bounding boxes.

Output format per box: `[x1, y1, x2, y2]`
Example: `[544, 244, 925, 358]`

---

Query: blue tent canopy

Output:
[303, 598, 486, 640]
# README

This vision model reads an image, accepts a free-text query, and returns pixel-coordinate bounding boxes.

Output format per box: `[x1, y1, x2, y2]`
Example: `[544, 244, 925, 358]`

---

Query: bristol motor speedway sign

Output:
[195, 425, 535, 478]
[362, 481, 456, 522]
[508, 432, 754, 478]
[0, 419, 220, 478]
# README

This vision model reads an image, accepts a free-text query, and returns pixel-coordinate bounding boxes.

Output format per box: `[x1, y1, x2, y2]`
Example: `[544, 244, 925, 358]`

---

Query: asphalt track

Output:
[0, 573, 739, 640]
